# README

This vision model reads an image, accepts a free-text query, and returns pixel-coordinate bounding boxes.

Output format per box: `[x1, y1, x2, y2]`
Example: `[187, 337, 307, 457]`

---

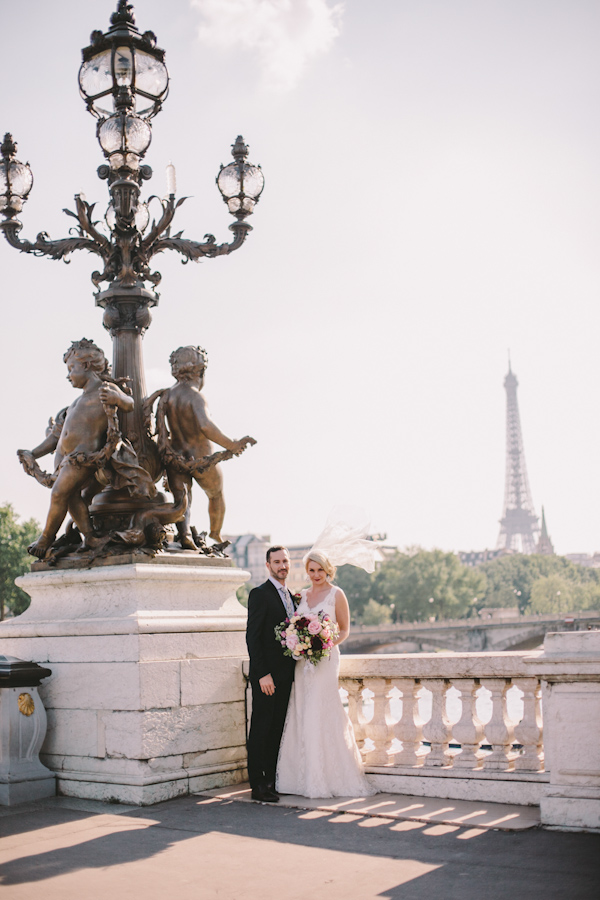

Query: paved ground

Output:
[203, 783, 542, 830]
[0, 791, 598, 899]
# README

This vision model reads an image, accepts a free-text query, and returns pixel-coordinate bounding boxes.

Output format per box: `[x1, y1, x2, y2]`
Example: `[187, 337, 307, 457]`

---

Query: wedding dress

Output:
[276, 586, 376, 799]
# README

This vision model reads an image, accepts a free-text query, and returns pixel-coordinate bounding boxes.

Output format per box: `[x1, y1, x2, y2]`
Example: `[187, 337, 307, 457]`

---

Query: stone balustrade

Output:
[340, 651, 544, 771]
[339, 635, 600, 831]
[339, 651, 548, 806]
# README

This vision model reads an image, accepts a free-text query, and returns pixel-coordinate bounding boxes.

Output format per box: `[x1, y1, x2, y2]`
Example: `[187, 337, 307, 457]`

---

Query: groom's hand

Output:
[259, 674, 275, 696]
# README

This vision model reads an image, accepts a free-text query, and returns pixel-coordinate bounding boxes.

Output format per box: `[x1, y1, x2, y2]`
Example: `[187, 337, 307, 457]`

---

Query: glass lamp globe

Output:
[98, 114, 152, 168]
[217, 136, 264, 219]
[79, 4, 169, 119]
[0, 134, 33, 216]
[80, 46, 168, 118]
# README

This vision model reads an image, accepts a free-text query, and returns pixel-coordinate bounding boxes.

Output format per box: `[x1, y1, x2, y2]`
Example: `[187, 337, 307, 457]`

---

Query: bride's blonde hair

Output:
[304, 549, 336, 581]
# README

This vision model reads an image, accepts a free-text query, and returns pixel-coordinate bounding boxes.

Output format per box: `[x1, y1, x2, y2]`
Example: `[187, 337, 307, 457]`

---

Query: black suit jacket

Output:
[246, 580, 296, 683]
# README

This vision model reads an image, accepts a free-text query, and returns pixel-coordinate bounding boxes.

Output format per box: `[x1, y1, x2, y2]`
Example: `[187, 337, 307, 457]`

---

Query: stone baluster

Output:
[512, 677, 544, 772]
[481, 678, 516, 770]
[340, 678, 367, 751]
[421, 679, 453, 767]
[452, 678, 485, 769]
[391, 677, 424, 766]
[363, 677, 393, 766]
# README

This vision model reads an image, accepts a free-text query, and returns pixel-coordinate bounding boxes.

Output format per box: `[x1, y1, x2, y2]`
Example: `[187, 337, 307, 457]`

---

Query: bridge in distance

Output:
[342, 612, 600, 653]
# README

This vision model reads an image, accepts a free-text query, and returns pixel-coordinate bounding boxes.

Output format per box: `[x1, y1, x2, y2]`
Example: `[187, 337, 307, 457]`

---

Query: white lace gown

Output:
[276, 587, 376, 799]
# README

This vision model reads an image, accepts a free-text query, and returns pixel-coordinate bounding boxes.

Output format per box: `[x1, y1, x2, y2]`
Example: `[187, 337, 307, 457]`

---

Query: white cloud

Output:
[191, 0, 344, 92]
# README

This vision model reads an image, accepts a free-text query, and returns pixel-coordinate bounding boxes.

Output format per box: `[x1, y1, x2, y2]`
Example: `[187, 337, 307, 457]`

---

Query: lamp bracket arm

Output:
[0, 220, 35, 253]
[0, 218, 110, 263]
[141, 195, 181, 253]
[148, 221, 252, 264]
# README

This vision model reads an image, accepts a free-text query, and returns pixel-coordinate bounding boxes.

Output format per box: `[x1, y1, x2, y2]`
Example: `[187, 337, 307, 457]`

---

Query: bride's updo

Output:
[304, 549, 337, 581]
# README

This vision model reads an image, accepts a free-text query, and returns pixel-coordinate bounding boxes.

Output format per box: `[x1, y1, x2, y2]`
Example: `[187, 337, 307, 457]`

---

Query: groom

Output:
[245, 545, 296, 802]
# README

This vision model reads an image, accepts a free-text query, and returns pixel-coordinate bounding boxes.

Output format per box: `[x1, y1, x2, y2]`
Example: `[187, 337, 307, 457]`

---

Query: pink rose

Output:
[286, 633, 299, 650]
[308, 619, 322, 635]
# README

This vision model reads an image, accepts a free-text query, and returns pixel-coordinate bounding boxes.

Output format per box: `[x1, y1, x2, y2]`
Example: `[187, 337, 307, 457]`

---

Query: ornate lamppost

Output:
[0, 1, 264, 561]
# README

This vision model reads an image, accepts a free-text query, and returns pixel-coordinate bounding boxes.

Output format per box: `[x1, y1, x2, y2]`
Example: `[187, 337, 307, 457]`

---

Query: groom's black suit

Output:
[246, 579, 296, 791]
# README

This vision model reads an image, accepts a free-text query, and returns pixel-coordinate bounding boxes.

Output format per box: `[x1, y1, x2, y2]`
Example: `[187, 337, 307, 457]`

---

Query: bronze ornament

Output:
[2, 4, 261, 565]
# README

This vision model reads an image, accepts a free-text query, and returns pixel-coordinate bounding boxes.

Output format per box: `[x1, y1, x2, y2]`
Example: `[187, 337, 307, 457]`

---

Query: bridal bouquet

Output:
[275, 612, 339, 666]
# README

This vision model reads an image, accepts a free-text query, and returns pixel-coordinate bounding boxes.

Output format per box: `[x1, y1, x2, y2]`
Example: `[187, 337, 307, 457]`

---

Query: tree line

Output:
[0, 504, 39, 619]
[1, 504, 599, 624]
[335, 548, 600, 625]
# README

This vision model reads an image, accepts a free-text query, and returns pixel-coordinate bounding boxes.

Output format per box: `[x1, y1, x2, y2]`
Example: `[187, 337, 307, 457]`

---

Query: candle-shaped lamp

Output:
[166, 161, 176, 197]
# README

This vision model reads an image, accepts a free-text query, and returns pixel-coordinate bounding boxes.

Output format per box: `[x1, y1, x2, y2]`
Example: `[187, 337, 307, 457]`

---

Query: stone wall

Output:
[0, 556, 250, 805]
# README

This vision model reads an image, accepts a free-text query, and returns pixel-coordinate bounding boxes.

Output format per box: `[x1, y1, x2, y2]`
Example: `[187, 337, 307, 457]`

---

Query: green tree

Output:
[0, 504, 39, 619]
[236, 583, 249, 608]
[478, 554, 600, 613]
[360, 598, 392, 625]
[335, 564, 377, 620]
[529, 574, 600, 615]
[375, 548, 485, 622]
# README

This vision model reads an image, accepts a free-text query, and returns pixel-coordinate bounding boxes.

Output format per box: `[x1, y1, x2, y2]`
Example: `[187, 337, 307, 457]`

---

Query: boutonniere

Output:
[293, 593, 302, 607]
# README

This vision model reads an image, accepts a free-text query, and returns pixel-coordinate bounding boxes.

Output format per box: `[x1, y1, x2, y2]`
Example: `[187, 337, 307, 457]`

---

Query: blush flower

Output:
[274, 610, 340, 666]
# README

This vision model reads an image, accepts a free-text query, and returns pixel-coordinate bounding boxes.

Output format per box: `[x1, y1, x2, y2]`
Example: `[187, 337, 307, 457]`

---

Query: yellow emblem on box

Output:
[18, 693, 35, 716]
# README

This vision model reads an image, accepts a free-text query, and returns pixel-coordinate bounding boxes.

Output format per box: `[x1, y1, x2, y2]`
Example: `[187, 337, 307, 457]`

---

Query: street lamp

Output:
[1, 1, 264, 554]
[217, 136, 265, 218]
[78, 9, 169, 121]
[0, 134, 33, 217]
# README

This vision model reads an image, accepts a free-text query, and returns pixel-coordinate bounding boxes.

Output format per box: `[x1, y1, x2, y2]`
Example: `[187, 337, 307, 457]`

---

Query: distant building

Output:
[496, 363, 540, 554]
[226, 534, 271, 586]
[225, 535, 312, 590]
[458, 548, 512, 567]
[372, 535, 398, 562]
[226, 533, 395, 590]
[287, 545, 312, 592]
[535, 507, 555, 556]
[564, 553, 600, 569]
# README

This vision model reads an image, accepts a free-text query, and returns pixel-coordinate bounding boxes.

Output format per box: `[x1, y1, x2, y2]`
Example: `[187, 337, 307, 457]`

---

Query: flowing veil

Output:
[304, 506, 380, 573]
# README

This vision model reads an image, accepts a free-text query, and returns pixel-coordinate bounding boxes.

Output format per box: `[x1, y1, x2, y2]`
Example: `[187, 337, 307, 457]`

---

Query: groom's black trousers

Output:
[247, 674, 294, 789]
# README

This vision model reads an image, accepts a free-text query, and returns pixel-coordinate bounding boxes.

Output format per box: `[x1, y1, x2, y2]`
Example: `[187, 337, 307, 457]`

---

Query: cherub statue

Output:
[147, 345, 255, 549]
[17, 339, 138, 558]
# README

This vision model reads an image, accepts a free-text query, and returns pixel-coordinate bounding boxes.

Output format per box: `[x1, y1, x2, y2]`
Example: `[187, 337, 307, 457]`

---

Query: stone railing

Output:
[340, 651, 544, 776]
[339, 634, 600, 830]
[339, 650, 549, 807]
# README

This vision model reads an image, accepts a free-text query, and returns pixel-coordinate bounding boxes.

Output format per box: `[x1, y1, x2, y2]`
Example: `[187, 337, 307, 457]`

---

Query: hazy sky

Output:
[1, 0, 599, 554]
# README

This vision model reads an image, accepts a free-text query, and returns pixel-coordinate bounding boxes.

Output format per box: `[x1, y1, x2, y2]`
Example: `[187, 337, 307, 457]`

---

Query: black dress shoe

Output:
[251, 786, 279, 803]
[266, 782, 280, 797]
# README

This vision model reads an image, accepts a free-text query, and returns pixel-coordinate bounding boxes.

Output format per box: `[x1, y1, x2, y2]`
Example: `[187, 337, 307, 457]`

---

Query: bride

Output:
[276, 515, 378, 799]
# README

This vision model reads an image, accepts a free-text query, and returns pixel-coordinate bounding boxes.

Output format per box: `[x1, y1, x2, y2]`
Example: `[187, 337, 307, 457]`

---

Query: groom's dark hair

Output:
[266, 545, 288, 562]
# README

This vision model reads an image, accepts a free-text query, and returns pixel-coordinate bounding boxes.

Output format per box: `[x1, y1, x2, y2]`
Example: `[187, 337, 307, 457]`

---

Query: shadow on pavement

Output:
[0, 795, 598, 899]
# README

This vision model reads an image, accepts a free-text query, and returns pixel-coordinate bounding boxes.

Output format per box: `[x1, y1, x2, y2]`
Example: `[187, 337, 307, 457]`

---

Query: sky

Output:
[1, 0, 599, 555]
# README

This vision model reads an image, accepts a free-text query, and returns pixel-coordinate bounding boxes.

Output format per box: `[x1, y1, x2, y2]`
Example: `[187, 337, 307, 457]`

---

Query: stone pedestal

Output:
[528, 631, 600, 831]
[0, 656, 56, 805]
[0, 553, 250, 805]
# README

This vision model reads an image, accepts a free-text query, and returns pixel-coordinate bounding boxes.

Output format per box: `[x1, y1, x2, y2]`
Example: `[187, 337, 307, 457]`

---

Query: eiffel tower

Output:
[496, 363, 540, 553]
